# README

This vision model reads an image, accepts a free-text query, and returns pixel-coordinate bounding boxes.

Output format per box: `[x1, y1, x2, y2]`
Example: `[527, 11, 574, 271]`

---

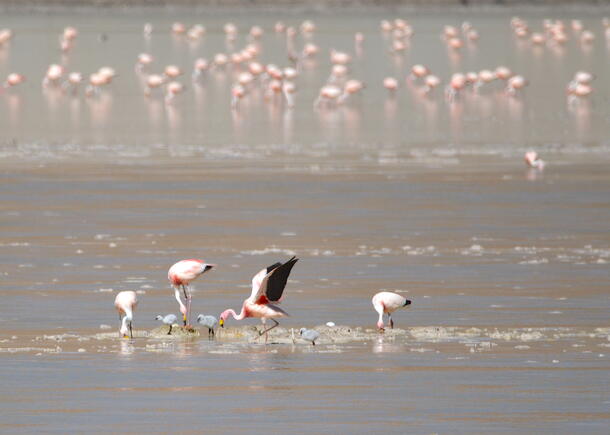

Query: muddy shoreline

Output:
[2, 325, 609, 354]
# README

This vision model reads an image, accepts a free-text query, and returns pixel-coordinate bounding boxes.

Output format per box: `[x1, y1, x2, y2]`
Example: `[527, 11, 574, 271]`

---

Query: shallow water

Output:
[1, 5, 610, 434]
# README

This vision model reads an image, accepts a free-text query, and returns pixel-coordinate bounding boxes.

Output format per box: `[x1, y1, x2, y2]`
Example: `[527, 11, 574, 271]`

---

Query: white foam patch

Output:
[241, 247, 297, 256]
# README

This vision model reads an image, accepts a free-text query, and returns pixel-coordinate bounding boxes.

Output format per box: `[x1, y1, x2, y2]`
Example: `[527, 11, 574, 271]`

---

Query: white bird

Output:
[155, 314, 178, 335]
[371, 291, 412, 331]
[299, 328, 320, 346]
[114, 291, 138, 339]
[197, 314, 218, 337]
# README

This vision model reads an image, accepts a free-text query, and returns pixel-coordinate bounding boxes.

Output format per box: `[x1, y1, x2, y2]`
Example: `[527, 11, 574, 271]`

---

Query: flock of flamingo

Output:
[0, 15, 604, 106]
[5, 14, 598, 341]
[114, 257, 412, 344]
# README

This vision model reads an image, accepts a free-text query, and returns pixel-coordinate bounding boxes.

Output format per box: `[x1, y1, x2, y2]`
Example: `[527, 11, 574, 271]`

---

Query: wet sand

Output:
[1, 4, 610, 434]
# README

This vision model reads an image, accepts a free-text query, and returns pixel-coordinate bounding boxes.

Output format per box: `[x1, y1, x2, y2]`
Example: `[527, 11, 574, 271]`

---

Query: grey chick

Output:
[299, 328, 320, 346]
[197, 314, 218, 338]
[155, 314, 178, 335]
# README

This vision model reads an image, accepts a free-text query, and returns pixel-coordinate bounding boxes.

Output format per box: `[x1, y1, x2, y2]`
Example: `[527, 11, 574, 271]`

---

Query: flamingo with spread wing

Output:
[219, 257, 298, 343]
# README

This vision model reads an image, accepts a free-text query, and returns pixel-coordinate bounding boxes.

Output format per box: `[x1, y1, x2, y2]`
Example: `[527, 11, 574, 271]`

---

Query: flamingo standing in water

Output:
[168, 259, 215, 327]
[219, 257, 298, 343]
[524, 150, 545, 170]
[114, 291, 138, 339]
[372, 291, 412, 331]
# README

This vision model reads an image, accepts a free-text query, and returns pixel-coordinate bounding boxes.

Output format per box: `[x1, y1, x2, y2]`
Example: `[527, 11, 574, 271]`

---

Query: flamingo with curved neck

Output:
[372, 291, 412, 331]
[168, 259, 215, 327]
[114, 291, 138, 339]
[219, 257, 298, 343]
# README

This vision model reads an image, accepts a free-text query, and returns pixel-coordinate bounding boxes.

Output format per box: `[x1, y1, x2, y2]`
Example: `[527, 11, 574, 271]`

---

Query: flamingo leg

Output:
[389, 314, 394, 329]
[259, 319, 279, 343]
[185, 286, 192, 328]
[181, 285, 190, 326]
[128, 321, 133, 339]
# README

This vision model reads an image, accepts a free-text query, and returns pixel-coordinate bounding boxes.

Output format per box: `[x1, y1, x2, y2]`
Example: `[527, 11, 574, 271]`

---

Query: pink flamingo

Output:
[372, 291, 412, 331]
[330, 49, 352, 65]
[144, 74, 164, 96]
[192, 58, 209, 80]
[301, 20, 316, 34]
[282, 81, 297, 107]
[314, 84, 342, 107]
[580, 31, 595, 43]
[168, 259, 215, 327]
[43, 64, 64, 88]
[340, 79, 364, 103]
[275, 21, 286, 33]
[188, 24, 206, 40]
[136, 53, 153, 72]
[114, 291, 138, 339]
[302, 42, 319, 58]
[0, 28, 13, 45]
[383, 77, 398, 93]
[410, 64, 429, 81]
[423, 74, 441, 94]
[506, 75, 528, 96]
[531, 32, 546, 44]
[219, 257, 298, 343]
[231, 84, 246, 110]
[466, 29, 479, 41]
[524, 151, 545, 170]
[447, 37, 463, 50]
[165, 81, 184, 104]
[164, 65, 183, 80]
[172, 22, 186, 35]
[3, 73, 25, 89]
[445, 73, 466, 100]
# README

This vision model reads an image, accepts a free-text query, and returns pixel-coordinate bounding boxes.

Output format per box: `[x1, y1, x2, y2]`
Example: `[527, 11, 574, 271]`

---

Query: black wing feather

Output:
[265, 257, 298, 302]
[266, 262, 282, 274]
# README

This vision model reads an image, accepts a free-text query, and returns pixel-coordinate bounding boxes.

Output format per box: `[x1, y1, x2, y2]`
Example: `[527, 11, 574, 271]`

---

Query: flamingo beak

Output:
[122, 334, 130, 339]
[219, 318, 224, 328]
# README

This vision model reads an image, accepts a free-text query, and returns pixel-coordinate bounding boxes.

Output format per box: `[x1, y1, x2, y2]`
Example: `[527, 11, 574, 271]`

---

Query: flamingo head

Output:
[178, 304, 187, 323]
[120, 323, 129, 339]
[376, 320, 384, 330]
[219, 310, 230, 327]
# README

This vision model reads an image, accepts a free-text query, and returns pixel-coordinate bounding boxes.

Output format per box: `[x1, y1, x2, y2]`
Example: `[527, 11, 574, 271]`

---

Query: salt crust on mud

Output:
[6, 325, 607, 349]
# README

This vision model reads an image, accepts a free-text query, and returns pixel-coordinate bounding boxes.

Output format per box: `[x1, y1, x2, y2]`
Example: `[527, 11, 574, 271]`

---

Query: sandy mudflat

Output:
[2, 324, 609, 355]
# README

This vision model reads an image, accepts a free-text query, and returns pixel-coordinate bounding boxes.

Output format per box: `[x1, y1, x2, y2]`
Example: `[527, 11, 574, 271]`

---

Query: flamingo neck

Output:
[174, 288, 187, 315]
[373, 302, 385, 329]
[377, 311, 384, 328]
[229, 306, 247, 320]
[120, 309, 132, 335]
[123, 307, 133, 322]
